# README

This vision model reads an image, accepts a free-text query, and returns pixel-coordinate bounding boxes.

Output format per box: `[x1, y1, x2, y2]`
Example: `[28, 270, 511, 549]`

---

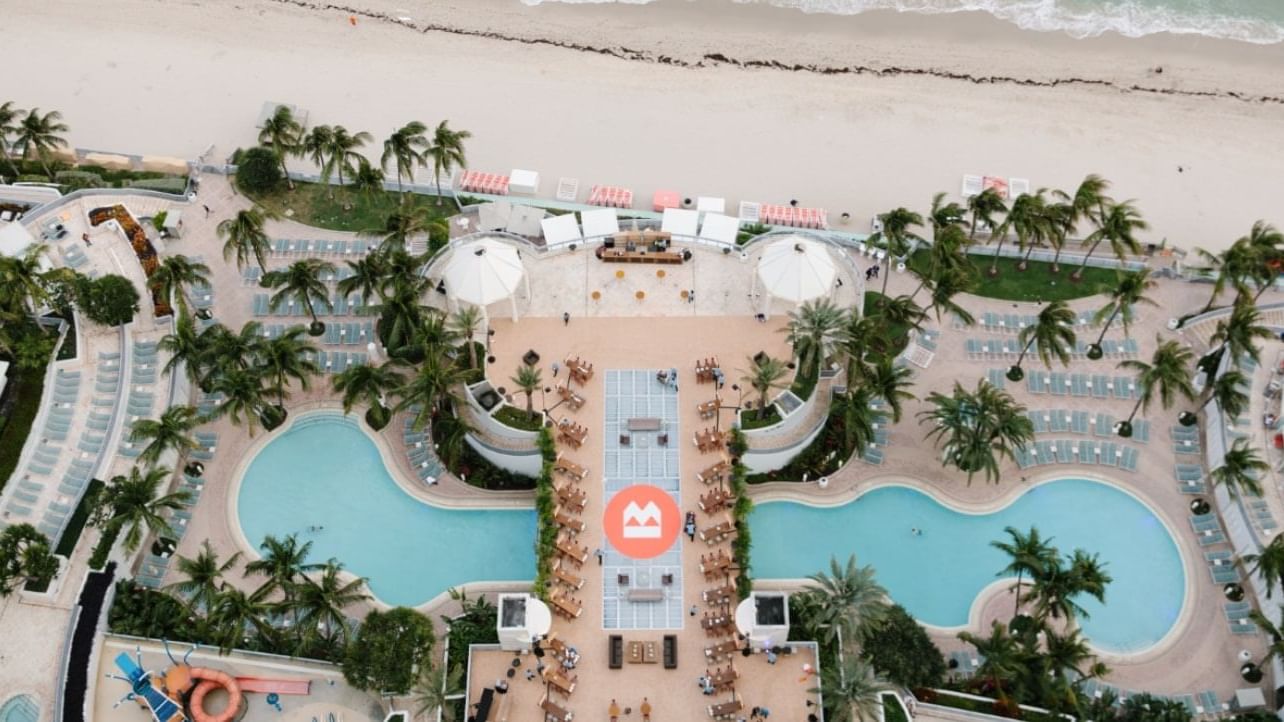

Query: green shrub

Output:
[882, 694, 909, 722]
[494, 405, 543, 431]
[55, 170, 105, 191]
[75, 274, 140, 327]
[127, 177, 188, 194]
[88, 526, 120, 570]
[0, 366, 47, 495]
[54, 480, 104, 558]
[862, 604, 946, 689]
[234, 147, 284, 196]
[343, 607, 435, 695]
[533, 427, 558, 600]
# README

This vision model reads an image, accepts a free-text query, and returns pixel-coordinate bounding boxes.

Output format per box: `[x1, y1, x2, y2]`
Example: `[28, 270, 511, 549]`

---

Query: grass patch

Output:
[249, 181, 455, 239]
[55, 317, 77, 360]
[882, 694, 909, 722]
[456, 342, 486, 385]
[863, 292, 912, 358]
[493, 405, 544, 432]
[907, 250, 1116, 303]
[89, 525, 121, 570]
[54, 479, 104, 557]
[789, 357, 819, 401]
[0, 366, 47, 495]
[747, 402, 853, 483]
[739, 406, 782, 430]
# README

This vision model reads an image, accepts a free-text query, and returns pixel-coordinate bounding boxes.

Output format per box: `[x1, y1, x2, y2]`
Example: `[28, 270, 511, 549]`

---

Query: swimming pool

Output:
[235, 412, 536, 607]
[749, 478, 1185, 653]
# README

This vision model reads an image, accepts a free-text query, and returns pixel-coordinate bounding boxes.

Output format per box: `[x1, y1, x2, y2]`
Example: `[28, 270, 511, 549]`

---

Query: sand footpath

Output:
[7, 0, 1284, 252]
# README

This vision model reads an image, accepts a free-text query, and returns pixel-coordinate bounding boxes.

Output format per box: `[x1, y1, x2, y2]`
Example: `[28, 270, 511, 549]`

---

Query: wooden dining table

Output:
[555, 510, 586, 533]
[697, 460, 730, 484]
[543, 668, 577, 696]
[701, 612, 732, 631]
[703, 585, 736, 606]
[701, 518, 737, 545]
[558, 385, 586, 410]
[709, 665, 739, 688]
[697, 399, 720, 419]
[699, 489, 732, 513]
[556, 486, 588, 513]
[705, 639, 741, 660]
[553, 456, 588, 481]
[541, 696, 571, 722]
[550, 594, 582, 619]
[553, 565, 584, 589]
[700, 553, 732, 575]
[709, 699, 743, 719]
[557, 539, 588, 565]
[558, 421, 588, 448]
[694, 429, 726, 453]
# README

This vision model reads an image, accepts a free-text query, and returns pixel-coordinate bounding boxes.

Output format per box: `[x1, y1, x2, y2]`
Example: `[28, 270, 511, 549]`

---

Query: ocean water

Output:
[520, 0, 1284, 45]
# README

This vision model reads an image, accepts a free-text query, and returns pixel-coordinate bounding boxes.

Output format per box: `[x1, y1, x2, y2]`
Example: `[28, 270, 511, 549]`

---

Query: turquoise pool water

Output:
[0, 696, 38, 722]
[750, 478, 1184, 653]
[236, 413, 536, 607]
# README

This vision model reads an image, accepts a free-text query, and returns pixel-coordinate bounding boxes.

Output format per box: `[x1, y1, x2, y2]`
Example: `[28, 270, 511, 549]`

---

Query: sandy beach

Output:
[7, 0, 1284, 251]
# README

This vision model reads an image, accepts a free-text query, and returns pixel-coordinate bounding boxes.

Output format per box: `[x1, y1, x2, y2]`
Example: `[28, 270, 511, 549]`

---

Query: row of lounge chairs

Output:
[1079, 680, 1226, 716]
[269, 238, 374, 257]
[136, 467, 210, 589]
[861, 398, 891, 466]
[316, 351, 368, 374]
[1170, 425, 1202, 457]
[118, 340, 162, 458]
[1028, 409, 1150, 442]
[251, 293, 368, 318]
[1026, 371, 1140, 399]
[404, 412, 444, 485]
[60, 242, 89, 270]
[967, 337, 1137, 361]
[963, 309, 1100, 331]
[1014, 439, 1139, 471]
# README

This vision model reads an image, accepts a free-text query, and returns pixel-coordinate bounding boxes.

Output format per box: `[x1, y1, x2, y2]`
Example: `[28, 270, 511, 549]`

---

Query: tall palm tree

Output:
[875, 294, 927, 336]
[1244, 221, 1284, 301]
[1088, 268, 1156, 359]
[1198, 368, 1250, 422]
[244, 533, 320, 605]
[1243, 538, 1284, 599]
[0, 242, 53, 316]
[291, 559, 370, 645]
[1248, 605, 1284, 668]
[511, 363, 543, 420]
[211, 367, 271, 436]
[333, 362, 405, 430]
[370, 276, 434, 355]
[991, 526, 1058, 618]
[919, 380, 1034, 484]
[262, 259, 336, 335]
[1116, 338, 1195, 437]
[804, 554, 889, 649]
[257, 105, 302, 190]
[871, 207, 924, 297]
[362, 206, 441, 255]
[351, 157, 385, 203]
[338, 253, 389, 304]
[149, 254, 211, 319]
[323, 125, 373, 193]
[425, 120, 471, 205]
[810, 657, 887, 722]
[924, 265, 977, 326]
[201, 322, 264, 382]
[911, 224, 971, 299]
[0, 101, 24, 178]
[837, 315, 881, 387]
[1052, 174, 1110, 269]
[783, 298, 848, 374]
[395, 351, 467, 430]
[741, 354, 790, 421]
[987, 192, 1043, 275]
[448, 306, 485, 369]
[259, 327, 321, 411]
[1210, 295, 1274, 371]
[928, 191, 967, 237]
[958, 621, 1024, 702]
[129, 404, 201, 469]
[100, 466, 193, 553]
[835, 387, 885, 459]
[166, 541, 241, 613]
[12, 108, 69, 178]
[1073, 199, 1147, 281]
[1007, 301, 1076, 381]
[413, 663, 464, 722]
[1041, 200, 1073, 275]
[1210, 439, 1268, 499]
[1028, 551, 1111, 623]
[863, 358, 915, 423]
[382, 121, 429, 197]
[218, 207, 277, 272]
[158, 315, 209, 387]
[966, 187, 1008, 243]
[1042, 627, 1095, 683]
[1013, 191, 1054, 270]
[300, 124, 333, 176]
[208, 585, 277, 655]
[1195, 238, 1258, 313]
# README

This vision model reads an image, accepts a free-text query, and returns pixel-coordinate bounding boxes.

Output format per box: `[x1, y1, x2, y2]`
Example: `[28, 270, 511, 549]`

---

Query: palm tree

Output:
[911, 224, 970, 299]
[395, 351, 467, 430]
[244, 533, 320, 606]
[511, 363, 543, 420]
[741, 354, 790, 421]
[835, 387, 885, 459]
[1028, 551, 1111, 623]
[987, 192, 1043, 275]
[12, 108, 69, 178]
[370, 276, 434, 355]
[1073, 199, 1147, 281]
[1012, 191, 1053, 270]
[413, 663, 464, 722]
[338, 253, 389, 304]
[1007, 301, 1076, 381]
[351, 157, 385, 203]
[1244, 221, 1284, 301]
[837, 315, 881, 387]
[1052, 174, 1110, 268]
[100, 466, 193, 553]
[1088, 268, 1156, 360]
[259, 327, 321, 414]
[924, 265, 977, 326]
[0, 101, 23, 178]
[258, 105, 302, 190]
[262, 258, 336, 335]
[863, 359, 915, 423]
[291, 559, 370, 645]
[0, 242, 53, 316]
[362, 206, 441, 254]
[1210, 295, 1274, 371]
[1196, 368, 1250, 424]
[919, 380, 1034, 484]
[1247, 605, 1284, 668]
[394, 310, 460, 366]
[324, 125, 373, 194]
[810, 657, 887, 722]
[448, 306, 485, 369]
[159, 315, 209, 387]
[200, 322, 263, 382]
[966, 187, 1008, 243]
[332, 362, 406, 430]
[783, 298, 848, 374]
[149, 254, 211, 319]
[1116, 338, 1195, 437]
[875, 294, 927, 335]
[218, 207, 277, 272]
[1195, 238, 1258, 313]
[1042, 626, 1095, 683]
[958, 622, 1024, 702]
[208, 585, 277, 654]
[129, 404, 201, 470]
[1243, 538, 1284, 599]
[425, 120, 471, 205]
[166, 541, 241, 613]
[211, 367, 271, 436]
[803, 554, 889, 649]
[1210, 439, 1268, 499]
[300, 124, 334, 176]
[928, 191, 967, 237]
[871, 207, 923, 297]
[382, 121, 429, 197]
[1041, 200, 1073, 275]
[432, 411, 474, 470]
[991, 526, 1058, 619]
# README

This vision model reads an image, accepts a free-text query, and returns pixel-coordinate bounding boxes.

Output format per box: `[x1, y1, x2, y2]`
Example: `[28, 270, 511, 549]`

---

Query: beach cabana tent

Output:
[508, 169, 540, 196]
[652, 189, 681, 212]
[661, 208, 699, 239]
[697, 196, 726, 216]
[580, 208, 620, 239]
[477, 201, 513, 232]
[699, 213, 739, 246]
[442, 236, 529, 322]
[506, 205, 546, 238]
[0, 222, 37, 258]
[541, 214, 582, 247]
[751, 236, 836, 317]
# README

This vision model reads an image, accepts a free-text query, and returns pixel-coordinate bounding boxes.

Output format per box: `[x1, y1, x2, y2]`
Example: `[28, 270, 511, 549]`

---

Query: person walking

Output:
[640, 698, 652, 722]
[595, 548, 604, 565]
[689, 604, 698, 617]
[609, 699, 621, 722]
[202, 204, 211, 218]
[562, 311, 570, 326]
[552, 361, 560, 378]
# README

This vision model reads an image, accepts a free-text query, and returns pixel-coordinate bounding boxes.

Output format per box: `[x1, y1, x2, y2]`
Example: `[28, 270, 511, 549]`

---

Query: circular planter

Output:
[1224, 583, 1245, 602]
[1241, 663, 1263, 683]
[260, 405, 288, 431]
[195, 309, 213, 321]
[184, 461, 205, 478]
[309, 320, 326, 337]
[365, 405, 390, 431]
[1178, 411, 1198, 427]
[1005, 366, 1025, 382]
[1190, 498, 1211, 515]
[1115, 420, 1134, 438]
[1085, 344, 1104, 361]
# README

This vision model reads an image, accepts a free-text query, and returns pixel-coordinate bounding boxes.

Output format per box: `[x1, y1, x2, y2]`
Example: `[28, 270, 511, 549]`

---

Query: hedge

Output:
[533, 428, 558, 600]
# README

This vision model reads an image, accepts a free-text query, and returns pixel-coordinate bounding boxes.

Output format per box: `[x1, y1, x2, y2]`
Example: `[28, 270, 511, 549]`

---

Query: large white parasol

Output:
[442, 235, 529, 322]
[751, 236, 837, 316]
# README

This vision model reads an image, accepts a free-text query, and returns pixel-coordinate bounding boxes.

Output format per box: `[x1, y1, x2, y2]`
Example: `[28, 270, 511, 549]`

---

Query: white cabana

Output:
[0, 222, 37, 257]
[541, 213, 582, 247]
[508, 169, 540, 196]
[497, 593, 553, 651]
[751, 236, 837, 317]
[580, 208, 620, 239]
[661, 208, 699, 239]
[476, 201, 513, 231]
[699, 213, 739, 246]
[506, 205, 546, 238]
[696, 196, 726, 215]
[442, 236, 529, 322]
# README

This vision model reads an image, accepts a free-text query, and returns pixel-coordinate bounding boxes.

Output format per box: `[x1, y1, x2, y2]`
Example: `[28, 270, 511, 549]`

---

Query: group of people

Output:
[864, 264, 881, 281]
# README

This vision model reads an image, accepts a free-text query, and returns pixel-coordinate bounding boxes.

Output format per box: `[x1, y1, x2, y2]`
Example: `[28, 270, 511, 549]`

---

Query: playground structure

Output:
[108, 642, 312, 722]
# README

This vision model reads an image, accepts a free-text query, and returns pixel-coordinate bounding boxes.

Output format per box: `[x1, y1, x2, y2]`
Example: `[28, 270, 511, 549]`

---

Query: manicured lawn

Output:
[863, 292, 912, 359]
[739, 406, 782, 430]
[882, 694, 909, 722]
[0, 366, 47, 495]
[493, 405, 544, 432]
[250, 182, 458, 235]
[906, 251, 1118, 303]
[789, 357, 819, 401]
[54, 479, 104, 557]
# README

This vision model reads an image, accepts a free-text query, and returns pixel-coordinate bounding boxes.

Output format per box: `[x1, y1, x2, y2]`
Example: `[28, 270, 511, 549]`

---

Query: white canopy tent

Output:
[506, 205, 546, 238]
[541, 213, 582, 247]
[476, 201, 513, 232]
[441, 236, 530, 323]
[661, 208, 699, 239]
[751, 236, 837, 318]
[699, 213, 739, 246]
[580, 207, 620, 239]
[0, 222, 37, 258]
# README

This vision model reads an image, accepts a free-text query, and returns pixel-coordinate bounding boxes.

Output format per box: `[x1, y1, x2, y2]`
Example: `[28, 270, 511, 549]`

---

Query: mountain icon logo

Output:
[622, 501, 662, 538]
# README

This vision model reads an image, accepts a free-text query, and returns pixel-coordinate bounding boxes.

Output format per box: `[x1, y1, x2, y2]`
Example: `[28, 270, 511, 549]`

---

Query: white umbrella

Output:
[752, 236, 836, 316]
[442, 236, 529, 322]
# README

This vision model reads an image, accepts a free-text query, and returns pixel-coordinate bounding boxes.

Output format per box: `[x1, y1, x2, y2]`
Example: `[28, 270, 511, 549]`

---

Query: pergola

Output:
[441, 236, 530, 323]
[750, 236, 837, 318]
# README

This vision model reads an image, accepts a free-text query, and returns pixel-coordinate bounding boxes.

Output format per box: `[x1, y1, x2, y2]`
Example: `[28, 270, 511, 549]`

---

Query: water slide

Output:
[188, 668, 242, 722]
[234, 677, 312, 695]
[112, 652, 186, 722]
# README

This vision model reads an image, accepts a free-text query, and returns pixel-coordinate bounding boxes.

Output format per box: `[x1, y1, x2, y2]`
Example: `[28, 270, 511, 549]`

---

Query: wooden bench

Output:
[609, 634, 624, 669]
[627, 587, 665, 603]
[627, 417, 663, 432]
[664, 634, 677, 669]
